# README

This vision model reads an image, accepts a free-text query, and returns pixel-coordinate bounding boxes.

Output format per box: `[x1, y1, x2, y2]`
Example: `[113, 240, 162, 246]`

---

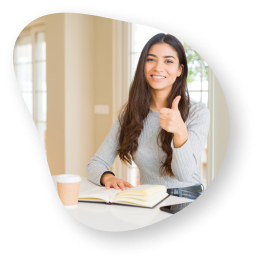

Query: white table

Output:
[52, 176, 192, 232]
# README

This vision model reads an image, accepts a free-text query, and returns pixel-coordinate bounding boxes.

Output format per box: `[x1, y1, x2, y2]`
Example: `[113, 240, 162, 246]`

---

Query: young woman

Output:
[86, 33, 210, 197]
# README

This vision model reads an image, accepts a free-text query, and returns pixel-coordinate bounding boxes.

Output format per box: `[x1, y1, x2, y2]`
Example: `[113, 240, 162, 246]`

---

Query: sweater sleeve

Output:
[86, 118, 120, 186]
[171, 102, 210, 183]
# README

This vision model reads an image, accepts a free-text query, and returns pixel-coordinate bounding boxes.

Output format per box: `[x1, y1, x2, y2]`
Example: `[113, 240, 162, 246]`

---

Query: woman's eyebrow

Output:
[147, 54, 176, 60]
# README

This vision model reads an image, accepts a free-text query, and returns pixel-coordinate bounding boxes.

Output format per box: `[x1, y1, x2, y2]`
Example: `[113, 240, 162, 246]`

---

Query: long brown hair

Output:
[117, 33, 190, 177]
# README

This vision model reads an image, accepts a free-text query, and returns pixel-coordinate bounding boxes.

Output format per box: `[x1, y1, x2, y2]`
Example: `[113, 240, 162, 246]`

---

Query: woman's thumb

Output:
[171, 96, 181, 110]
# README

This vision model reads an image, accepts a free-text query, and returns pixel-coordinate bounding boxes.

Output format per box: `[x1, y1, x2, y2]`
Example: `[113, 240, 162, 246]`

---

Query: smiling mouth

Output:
[151, 75, 166, 79]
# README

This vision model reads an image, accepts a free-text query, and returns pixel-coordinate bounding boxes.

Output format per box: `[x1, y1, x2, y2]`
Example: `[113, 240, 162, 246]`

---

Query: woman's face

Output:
[144, 43, 183, 92]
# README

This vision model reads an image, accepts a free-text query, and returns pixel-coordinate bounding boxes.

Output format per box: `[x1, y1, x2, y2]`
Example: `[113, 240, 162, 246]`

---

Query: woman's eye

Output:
[146, 58, 173, 63]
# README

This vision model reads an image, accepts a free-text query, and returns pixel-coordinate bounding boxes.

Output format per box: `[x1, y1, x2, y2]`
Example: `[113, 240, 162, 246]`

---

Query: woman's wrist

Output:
[101, 173, 116, 185]
[173, 125, 188, 148]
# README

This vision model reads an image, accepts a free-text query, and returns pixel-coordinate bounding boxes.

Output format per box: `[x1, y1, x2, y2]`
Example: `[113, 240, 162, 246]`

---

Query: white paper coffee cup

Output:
[56, 174, 81, 207]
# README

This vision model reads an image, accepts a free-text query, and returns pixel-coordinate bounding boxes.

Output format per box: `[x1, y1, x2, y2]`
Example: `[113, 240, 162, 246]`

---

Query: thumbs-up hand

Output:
[159, 96, 188, 142]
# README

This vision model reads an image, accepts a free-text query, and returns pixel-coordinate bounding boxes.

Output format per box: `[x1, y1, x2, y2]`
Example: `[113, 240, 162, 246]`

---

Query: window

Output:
[129, 23, 209, 187]
[14, 26, 47, 151]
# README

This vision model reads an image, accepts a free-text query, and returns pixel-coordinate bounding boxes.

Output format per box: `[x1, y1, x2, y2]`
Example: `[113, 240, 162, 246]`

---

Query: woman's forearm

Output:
[173, 125, 188, 148]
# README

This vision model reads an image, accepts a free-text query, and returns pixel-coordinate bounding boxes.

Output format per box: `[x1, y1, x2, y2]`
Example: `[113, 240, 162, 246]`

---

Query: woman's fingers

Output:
[125, 182, 134, 188]
[106, 182, 110, 189]
[114, 180, 128, 191]
[120, 180, 134, 189]
[112, 182, 120, 190]
[105, 178, 134, 190]
[105, 181, 119, 190]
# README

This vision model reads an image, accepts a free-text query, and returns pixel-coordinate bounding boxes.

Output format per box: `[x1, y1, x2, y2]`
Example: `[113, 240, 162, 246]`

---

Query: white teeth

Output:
[152, 76, 165, 79]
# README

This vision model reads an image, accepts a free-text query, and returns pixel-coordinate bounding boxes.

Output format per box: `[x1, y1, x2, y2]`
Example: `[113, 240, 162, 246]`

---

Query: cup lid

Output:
[55, 174, 81, 183]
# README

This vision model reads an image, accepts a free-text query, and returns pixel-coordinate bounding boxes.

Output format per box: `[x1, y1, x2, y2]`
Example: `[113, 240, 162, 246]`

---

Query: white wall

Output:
[46, 14, 96, 177]
[64, 14, 95, 177]
[46, 14, 66, 176]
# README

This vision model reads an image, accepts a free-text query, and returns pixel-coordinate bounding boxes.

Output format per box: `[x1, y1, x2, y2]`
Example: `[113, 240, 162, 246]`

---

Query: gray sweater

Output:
[86, 100, 210, 188]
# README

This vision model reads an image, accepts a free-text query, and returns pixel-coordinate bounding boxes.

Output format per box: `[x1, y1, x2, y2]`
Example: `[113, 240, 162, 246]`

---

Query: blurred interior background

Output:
[13, 13, 230, 189]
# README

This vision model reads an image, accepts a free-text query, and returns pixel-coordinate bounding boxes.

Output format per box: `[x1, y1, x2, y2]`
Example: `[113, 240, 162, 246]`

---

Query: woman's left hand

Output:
[159, 96, 188, 148]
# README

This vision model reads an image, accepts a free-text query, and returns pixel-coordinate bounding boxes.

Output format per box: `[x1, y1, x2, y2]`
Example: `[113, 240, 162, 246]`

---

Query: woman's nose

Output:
[154, 61, 164, 71]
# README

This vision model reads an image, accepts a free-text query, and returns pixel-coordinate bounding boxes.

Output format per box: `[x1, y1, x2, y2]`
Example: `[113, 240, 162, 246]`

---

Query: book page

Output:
[114, 185, 166, 199]
[113, 193, 169, 208]
[114, 190, 166, 202]
[78, 186, 122, 203]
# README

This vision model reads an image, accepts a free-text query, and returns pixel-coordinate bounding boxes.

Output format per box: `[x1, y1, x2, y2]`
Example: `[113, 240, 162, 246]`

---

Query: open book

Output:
[78, 185, 169, 208]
